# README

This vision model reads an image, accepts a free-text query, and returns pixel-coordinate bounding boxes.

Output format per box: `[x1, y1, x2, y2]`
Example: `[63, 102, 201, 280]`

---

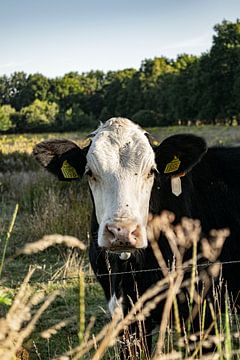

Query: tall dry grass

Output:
[1, 212, 238, 360]
[0, 268, 59, 360]
[1, 129, 240, 358]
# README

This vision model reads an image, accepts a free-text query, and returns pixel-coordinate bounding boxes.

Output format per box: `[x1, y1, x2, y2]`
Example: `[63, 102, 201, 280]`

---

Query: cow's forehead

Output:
[86, 118, 155, 172]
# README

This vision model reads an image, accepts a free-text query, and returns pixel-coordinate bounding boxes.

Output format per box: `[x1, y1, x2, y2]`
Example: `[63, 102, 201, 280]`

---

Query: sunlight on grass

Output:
[0, 127, 240, 359]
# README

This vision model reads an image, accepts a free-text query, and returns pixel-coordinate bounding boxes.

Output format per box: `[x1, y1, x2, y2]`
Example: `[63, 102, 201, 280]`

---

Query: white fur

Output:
[86, 118, 156, 248]
[119, 252, 131, 260]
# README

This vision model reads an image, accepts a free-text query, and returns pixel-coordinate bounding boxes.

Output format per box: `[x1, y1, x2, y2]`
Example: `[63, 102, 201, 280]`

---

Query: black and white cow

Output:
[33, 118, 240, 354]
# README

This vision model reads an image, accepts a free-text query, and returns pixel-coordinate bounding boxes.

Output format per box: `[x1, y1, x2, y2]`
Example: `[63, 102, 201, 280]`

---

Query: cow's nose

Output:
[105, 223, 140, 247]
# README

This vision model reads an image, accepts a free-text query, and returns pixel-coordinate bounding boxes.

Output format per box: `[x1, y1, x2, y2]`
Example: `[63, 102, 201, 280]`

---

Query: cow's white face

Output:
[33, 117, 207, 252]
[86, 118, 156, 250]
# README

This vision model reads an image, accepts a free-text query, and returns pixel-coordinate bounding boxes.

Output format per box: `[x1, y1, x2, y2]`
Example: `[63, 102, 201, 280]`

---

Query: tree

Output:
[25, 73, 50, 103]
[212, 19, 240, 51]
[52, 72, 83, 100]
[7, 72, 29, 110]
[191, 53, 216, 122]
[140, 57, 174, 80]
[111, 72, 143, 117]
[0, 75, 9, 105]
[0, 105, 15, 131]
[132, 109, 163, 127]
[168, 55, 199, 122]
[140, 57, 175, 112]
[60, 104, 97, 130]
[1, 19, 240, 130]
[20, 100, 59, 131]
[208, 19, 240, 120]
[103, 69, 137, 116]
[80, 70, 106, 94]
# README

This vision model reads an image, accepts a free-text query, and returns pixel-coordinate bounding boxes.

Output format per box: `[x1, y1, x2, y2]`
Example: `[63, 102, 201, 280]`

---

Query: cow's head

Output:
[33, 118, 207, 252]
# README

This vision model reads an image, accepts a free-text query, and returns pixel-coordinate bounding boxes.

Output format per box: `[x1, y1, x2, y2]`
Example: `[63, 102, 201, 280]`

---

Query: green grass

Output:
[1, 125, 240, 359]
[0, 129, 111, 358]
[28, 280, 107, 359]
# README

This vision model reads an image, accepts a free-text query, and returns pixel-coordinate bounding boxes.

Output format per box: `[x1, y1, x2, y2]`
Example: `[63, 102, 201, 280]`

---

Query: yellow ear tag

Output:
[61, 160, 79, 179]
[164, 156, 181, 174]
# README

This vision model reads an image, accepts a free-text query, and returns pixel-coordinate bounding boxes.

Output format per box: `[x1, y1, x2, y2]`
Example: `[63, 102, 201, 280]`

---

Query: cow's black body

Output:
[33, 127, 240, 357]
[89, 146, 240, 339]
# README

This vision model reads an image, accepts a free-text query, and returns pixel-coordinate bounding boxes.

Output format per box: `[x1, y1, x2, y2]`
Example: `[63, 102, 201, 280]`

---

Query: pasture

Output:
[1, 124, 240, 359]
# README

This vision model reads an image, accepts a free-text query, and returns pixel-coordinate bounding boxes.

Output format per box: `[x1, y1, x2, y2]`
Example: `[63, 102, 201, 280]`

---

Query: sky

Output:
[1, 0, 240, 77]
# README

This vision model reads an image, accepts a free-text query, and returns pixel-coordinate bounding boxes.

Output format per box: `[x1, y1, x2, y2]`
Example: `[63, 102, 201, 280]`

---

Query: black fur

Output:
[33, 134, 240, 356]
[33, 139, 88, 180]
[89, 144, 240, 354]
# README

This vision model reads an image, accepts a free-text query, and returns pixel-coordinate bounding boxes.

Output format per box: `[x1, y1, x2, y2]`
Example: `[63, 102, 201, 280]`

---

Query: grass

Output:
[0, 203, 19, 278]
[0, 128, 111, 359]
[0, 124, 240, 359]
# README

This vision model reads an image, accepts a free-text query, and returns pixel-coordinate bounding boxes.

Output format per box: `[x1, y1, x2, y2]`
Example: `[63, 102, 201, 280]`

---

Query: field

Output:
[1, 124, 240, 359]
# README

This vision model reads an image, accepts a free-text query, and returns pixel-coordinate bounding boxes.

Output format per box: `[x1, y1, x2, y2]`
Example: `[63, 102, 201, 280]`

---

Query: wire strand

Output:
[6, 258, 240, 287]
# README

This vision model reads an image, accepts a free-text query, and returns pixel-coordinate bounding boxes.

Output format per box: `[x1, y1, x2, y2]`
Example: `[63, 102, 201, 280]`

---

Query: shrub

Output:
[20, 100, 59, 131]
[0, 105, 16, 131]
[132, 109, 163, 127]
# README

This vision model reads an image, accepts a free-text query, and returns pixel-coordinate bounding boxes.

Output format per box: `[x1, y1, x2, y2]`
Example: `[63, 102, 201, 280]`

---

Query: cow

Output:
[33, 117, 240, 356]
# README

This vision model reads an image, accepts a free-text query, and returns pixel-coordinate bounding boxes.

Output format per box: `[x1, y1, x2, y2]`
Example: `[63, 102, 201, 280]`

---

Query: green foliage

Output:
[57, 105, 97, 131]
[132, 109, 163, 127]
[0, 289, 12, 306]
[5, 71, 29, 110]
[140, 57, 174, 79]
[0, 19, 240, 132]
[213, 19, 240, 50]
[0, 105, 15, 131]
[1, 128, 240, 358]
[25, 73, 50, 103]
[20, 99, 59, 131]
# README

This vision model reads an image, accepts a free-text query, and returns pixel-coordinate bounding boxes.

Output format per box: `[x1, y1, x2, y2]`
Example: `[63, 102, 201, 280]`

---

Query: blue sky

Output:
[1, 0, 240, 77]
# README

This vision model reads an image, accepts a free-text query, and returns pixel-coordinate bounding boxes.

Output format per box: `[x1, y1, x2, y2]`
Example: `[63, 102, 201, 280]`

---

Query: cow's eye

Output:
[148, 167, 157, 178]
[85, 169, 98, 182]
[85, 169, 93, 177]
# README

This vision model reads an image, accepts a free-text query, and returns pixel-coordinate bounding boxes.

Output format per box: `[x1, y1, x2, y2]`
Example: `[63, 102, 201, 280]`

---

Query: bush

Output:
[20, 100, 59, 131]
[132, 109, 163, 127]
[0, 105, 15, 131]
[58, 105, 98, 131]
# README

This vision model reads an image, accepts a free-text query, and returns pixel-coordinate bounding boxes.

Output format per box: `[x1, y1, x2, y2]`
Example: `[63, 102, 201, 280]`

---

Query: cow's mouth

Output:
[106, 246, 136, 254]
[106, 248, 133, 260]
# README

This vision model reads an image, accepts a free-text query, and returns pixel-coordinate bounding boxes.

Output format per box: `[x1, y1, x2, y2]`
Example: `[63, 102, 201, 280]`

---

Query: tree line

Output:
[0, 19, 240, 133]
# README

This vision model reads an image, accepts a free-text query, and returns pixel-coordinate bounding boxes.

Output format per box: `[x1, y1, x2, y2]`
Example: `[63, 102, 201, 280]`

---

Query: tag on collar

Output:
[61, 160, 79, 179]
[164, 156, 181, 174]
[171, 177, 182, 197]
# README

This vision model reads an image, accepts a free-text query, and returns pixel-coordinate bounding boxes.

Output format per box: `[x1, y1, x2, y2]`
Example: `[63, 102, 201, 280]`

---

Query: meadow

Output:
[1, 124, 240, 359]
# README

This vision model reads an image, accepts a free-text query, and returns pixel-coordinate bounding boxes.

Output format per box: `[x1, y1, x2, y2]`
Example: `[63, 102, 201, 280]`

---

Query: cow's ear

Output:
[154, 134, 207, 176]
[33, 139, 88, 180]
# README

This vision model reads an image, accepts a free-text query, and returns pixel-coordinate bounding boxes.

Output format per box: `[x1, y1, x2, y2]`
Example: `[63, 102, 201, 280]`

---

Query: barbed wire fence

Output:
[2, 255, 240, 349]
[4, 258, 240, 287]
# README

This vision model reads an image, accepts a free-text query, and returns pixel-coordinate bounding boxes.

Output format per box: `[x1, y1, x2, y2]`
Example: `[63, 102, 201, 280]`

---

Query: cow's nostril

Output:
[129, 226, 140, 246]
[105, 225, 116, 239]
[131, 227, 140, 238]
[105, 223, 141, 248]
